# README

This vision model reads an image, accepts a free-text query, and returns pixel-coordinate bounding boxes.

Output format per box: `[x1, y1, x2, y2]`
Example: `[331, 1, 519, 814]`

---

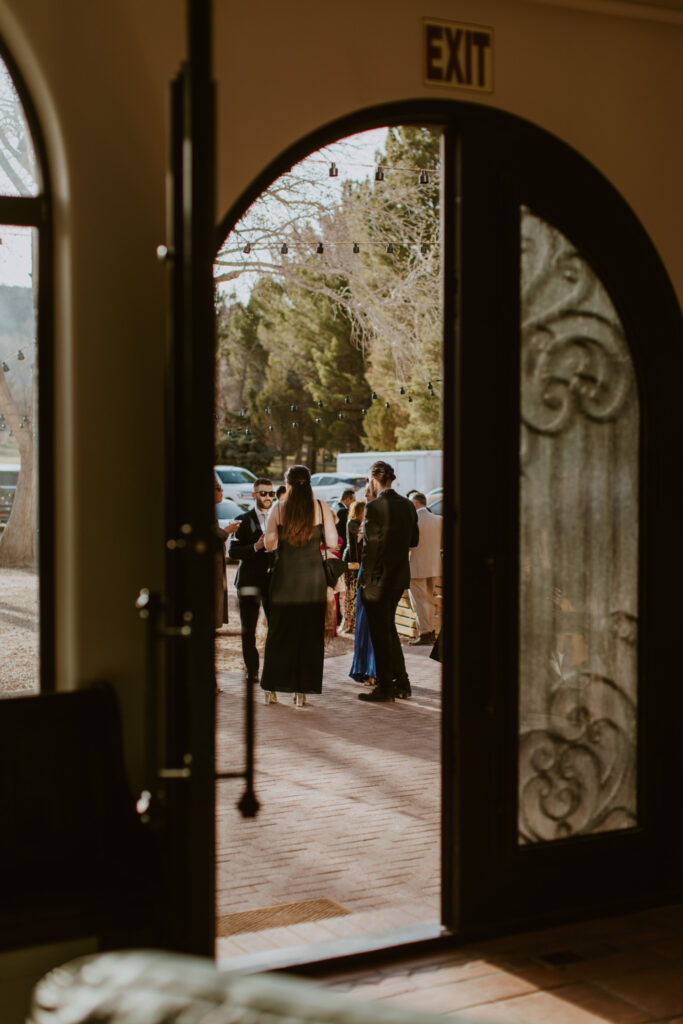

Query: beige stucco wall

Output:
[0, 0, 680, 789]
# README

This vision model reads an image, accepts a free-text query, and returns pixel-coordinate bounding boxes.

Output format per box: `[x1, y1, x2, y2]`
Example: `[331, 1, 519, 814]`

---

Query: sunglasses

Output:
[256, 490, 276, 497]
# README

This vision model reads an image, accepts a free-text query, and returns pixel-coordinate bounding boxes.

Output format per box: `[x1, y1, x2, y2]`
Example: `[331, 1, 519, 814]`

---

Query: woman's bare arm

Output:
[322, 503, 340, 550]
[264, 502, 280, 551]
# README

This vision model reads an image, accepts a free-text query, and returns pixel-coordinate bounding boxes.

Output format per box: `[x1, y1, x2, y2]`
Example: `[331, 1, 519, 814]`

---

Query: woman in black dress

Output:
[260, 464, 338, 708]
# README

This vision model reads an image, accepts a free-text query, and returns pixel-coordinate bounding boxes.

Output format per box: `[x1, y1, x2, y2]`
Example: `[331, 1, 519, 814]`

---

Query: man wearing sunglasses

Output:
[228, 478, 276, 681]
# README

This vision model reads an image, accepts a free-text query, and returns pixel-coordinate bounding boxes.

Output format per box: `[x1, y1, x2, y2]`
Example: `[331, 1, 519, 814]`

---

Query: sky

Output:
[217, 126, 389, 304]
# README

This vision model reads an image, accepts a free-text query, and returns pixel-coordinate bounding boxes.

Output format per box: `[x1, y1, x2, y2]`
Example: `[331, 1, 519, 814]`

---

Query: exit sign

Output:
[424, 18, 494, 93]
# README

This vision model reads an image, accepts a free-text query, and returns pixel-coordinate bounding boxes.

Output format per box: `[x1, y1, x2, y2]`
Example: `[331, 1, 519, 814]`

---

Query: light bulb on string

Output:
[375, 166, 384, 182]
[265, 406, 271, 415]
[292, 421, 298, 428]
[386, 243, 394, 254]
[2, 362, 9, 372]
[245, 428, 251, 435]
[281, 243, 288, 255]
[420, 244, 429, 255]
[352, 242, 360, 254]
[290, 404, 298, 412]
[408, 395, 413, 403]
[315, 417, 321, 424]
[316, 242, 324, 254]
[338, 412, 345, 420]
[316, 400, 324, 408]
[385, 402, 391, 409]
[243, 242, 251, 254]
[399, 386, 405, 395]
[371, 391, 378, 400]
[419, 170, 430, 184]
[329, 162, 338, 177]
[361, 408, 367, 415]
[17, 350, 25, 360]
[344, 396, 351, 405]
[268, 424, 274, 431]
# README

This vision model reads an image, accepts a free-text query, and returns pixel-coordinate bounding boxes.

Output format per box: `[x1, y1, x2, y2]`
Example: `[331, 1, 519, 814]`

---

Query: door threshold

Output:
[216, 919, 443, 975]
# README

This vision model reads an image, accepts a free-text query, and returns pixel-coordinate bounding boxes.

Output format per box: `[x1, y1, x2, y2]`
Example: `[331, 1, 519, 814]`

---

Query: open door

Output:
[143, 0, 217, 955]
[447, 106, 683, 933]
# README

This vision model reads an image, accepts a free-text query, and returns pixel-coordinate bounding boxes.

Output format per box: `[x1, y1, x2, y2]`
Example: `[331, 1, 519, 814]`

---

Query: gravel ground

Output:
[0, 567, 39, 696]
[0, 565, 353, 695]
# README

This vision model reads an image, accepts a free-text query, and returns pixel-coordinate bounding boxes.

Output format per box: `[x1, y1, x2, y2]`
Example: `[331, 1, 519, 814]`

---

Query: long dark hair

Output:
[280, 464, 316, 546]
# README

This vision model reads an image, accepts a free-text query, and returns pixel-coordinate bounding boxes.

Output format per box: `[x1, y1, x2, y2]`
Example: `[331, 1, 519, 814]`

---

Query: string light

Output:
[419, 170, 430, 184]
[352, 242, 360, 254]
[281, 243, 288, 255]
[375, 166, 384, 182]
[243, 242, 251, 254]
[386, 243, 394, 254]
[421, 244, 429, 255]
[316, 242, 324, 254]
[17, 350, 24, 360]
[329, 162, 338, 178]
[2, 362, 8, 372]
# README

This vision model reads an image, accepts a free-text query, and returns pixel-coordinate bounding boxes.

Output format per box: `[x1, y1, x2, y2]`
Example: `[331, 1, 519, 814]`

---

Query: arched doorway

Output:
[0, 40, 53, 695]
[164, 96, 683, 958]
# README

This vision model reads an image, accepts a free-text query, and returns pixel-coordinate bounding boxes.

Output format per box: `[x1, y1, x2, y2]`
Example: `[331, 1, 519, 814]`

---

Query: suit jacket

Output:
[228, 508, 272, 592]
[344, 518, 361, 563]
[334, 501, 349, 539]
[359, 489, 419, 596]
[410, 506, 442, 578]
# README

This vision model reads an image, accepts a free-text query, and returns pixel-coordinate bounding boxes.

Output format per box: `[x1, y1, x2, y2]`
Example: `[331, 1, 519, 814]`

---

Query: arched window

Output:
[0, 43, 51, 695]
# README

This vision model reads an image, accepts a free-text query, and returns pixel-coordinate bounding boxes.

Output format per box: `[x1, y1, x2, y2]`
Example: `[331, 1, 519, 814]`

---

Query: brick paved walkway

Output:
[215, 642, 441, 961]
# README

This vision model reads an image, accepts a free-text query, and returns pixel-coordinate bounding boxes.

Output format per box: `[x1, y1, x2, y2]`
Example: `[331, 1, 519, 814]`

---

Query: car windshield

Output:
[216, 469, 254, 484]
[341, 477, 366, 489]
[216, 500, 242, 518]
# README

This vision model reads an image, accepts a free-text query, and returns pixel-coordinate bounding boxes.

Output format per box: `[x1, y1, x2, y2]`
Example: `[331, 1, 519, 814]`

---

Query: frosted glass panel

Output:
[518, 208, 638, 844]
[0, 60, 38, 196]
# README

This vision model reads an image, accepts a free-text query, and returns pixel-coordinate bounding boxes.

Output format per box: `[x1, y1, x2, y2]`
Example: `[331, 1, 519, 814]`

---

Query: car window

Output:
[217, 469, 252, 484]
[310, 475, 321, 485]
[428, 499, 442, 516]
[216, 501, 242, 518]
[0, 470, 18, 486]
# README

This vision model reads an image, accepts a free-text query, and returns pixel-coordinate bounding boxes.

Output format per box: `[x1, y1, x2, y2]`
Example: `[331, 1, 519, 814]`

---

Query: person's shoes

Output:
[358, 686, 395, 702]
[263, 690, 278, 705]
[294, 692, 307, 709]
[395, 680, 412, 699]
[409, 632, 436, 646]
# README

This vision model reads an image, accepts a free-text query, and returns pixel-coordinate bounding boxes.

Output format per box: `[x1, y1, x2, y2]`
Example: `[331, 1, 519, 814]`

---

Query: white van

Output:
[0, 462, 19, 526]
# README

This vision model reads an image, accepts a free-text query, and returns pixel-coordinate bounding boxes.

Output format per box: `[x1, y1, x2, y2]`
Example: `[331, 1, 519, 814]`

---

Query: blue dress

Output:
[349, 568, 376, 681]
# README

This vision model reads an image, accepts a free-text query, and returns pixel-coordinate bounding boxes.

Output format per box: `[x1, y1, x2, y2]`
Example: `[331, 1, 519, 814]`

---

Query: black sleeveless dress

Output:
[260, 523, 327, 694]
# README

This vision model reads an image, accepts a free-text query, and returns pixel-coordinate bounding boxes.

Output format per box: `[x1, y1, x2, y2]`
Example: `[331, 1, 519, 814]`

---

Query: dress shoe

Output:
[263, 690, 278, 705]
[409, 632, 436, 646]
[395, 681, 412, 699]
[358, 686, 395, 702]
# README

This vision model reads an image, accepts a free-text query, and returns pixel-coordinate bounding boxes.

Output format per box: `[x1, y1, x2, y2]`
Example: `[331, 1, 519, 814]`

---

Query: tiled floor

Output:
[214, 643, 441, 960]
[319, 902, 683, 1021]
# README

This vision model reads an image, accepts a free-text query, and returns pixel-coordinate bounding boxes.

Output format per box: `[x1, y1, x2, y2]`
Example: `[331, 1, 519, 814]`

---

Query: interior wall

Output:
[0, 0, 679, 796]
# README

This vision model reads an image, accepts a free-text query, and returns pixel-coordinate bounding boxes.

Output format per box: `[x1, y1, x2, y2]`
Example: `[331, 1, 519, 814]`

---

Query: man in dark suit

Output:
[334, 488, 354, 540]
[358, 461, 419, 702]
[228, 477, 276, 680]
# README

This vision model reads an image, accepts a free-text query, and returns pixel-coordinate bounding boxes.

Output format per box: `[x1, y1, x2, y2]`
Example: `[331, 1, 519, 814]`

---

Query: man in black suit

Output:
[228, 477, 276, 680]
[334, 488, 354, 540]
[358, 461, 419, 702]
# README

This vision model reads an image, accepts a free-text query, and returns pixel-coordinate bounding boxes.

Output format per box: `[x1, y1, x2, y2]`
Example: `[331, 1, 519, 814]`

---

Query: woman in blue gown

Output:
[349, 492, 376, 684]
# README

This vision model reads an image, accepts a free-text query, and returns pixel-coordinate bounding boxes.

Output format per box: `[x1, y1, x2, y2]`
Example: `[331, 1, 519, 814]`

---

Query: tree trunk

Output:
[0, 370, 34, 567]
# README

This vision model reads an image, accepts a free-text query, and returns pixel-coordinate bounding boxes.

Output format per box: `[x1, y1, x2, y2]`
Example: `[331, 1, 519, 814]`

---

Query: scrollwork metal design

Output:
[521, 210, 633, 436]
[518, 208, 638, 844]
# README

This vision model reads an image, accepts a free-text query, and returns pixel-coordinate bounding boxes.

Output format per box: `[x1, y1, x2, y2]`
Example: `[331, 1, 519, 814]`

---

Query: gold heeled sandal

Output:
[293, 693, 307, 708]
[264, 691, 278, 705]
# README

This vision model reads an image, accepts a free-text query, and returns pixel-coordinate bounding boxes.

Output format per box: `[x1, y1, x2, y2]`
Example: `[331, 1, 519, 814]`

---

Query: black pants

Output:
[238, 584, 271, 679]
[361, 585, 409, 692]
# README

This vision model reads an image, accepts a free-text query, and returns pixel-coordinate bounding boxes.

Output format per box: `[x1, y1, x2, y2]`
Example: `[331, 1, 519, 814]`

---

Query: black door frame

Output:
[212, 98, 683, 950]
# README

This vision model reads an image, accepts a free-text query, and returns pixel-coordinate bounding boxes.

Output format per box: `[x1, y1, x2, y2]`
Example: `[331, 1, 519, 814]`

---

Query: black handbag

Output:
[319, 501, 347, 587]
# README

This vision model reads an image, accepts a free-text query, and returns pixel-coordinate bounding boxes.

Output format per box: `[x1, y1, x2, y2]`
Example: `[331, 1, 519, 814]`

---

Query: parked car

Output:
[214, 465, 257, 508]
[428, 498, 442, 516]
[310, 473, 366, 504]
[0, 463, 19, 527]
[425, 486, 442, 504]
